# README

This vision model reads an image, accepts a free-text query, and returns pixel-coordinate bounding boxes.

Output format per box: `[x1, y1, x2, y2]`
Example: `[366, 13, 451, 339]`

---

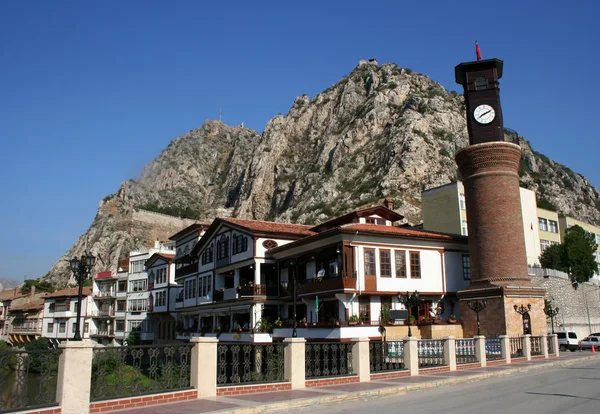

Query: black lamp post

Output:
[291, 261, 297, 338]
[513, 303, 531, 315]
[467, 299, 487, 336]
[397, 291, 420, 337]
[69, 251, 96, 341]
[544, 301, 560, 334]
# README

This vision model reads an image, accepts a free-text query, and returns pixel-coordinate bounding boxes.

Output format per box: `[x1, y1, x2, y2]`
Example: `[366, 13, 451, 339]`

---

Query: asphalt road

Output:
[287, 359, 600, 414]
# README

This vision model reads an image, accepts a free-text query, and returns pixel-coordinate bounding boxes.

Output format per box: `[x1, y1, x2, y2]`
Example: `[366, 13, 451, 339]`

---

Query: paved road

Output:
[287, 358, 600, 414]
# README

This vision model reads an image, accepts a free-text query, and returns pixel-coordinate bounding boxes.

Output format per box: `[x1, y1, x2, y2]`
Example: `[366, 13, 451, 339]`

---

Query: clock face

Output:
[473, 104, 496, 125]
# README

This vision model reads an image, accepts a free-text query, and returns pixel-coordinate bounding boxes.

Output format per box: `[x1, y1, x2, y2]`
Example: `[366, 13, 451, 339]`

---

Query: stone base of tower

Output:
[458, 285, 547, 337]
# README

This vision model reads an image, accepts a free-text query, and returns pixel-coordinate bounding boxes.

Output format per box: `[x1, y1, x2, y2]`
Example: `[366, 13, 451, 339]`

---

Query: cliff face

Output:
[44, 61, 600, 285]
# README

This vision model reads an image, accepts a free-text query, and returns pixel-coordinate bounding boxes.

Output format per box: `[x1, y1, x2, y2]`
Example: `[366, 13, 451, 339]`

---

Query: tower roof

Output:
[455, 58, 504, 85]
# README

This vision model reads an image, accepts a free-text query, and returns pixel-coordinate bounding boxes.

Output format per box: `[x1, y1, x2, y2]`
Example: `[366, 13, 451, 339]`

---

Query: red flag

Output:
[475, 41, 482, 61]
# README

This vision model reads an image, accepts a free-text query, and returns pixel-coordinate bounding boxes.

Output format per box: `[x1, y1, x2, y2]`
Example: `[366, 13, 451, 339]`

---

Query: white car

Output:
[555, 331, 578, 352]
[579, 336, 600, 350]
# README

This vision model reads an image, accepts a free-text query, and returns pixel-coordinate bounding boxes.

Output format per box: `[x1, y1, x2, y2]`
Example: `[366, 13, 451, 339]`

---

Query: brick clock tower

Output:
[454, 57, 546, 337]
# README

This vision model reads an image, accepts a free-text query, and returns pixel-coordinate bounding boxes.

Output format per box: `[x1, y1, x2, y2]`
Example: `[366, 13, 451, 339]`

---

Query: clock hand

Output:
[479, 110, 491, 117]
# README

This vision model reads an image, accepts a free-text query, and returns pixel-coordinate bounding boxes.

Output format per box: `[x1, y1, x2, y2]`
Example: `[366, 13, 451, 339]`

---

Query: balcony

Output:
[237, 284, 278, 297]
[10, 326, 42, 334]
[176, 263, 198, 278]
[298, 272, 357, 295]
[89, 329, 115, 338]
[91, 309, 116, 318]
[94, 291, 116, 299]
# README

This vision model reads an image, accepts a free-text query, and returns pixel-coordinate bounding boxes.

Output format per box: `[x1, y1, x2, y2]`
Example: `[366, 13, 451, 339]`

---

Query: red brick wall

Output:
[89, 390, 197, 413]
[370, 371, 410, 381]
[419, 366, 450, 374]
[456, 363, 482, 370]
[17, 408, 60, 414]
[305, 376, 359, 387]
[216, 382, 291, 396]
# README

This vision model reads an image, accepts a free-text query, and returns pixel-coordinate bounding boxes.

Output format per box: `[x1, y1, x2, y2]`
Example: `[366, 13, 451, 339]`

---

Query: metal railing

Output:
[531, 336, 543, 356]
[485, 338, 503, 361]
[455, 339, 476, 364]
[417, 339, 446, 368]
[217, 343, 285, 386]
[510, 336, 524, 358]
[305, 342, 354, 379]
[0, 348, 62, 412]
[370, 340, 404, 373]
[89, 329, 115, 337]
[90, 344, 193, 401]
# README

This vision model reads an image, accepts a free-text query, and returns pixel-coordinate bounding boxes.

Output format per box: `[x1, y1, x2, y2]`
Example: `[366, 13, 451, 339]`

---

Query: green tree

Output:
[540, 225, 598, 285]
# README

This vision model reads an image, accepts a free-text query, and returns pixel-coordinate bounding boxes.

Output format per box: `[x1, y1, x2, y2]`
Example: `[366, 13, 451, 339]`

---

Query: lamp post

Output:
[397, 291, 420, 337]
[467, 299, 487, 336]
[291, 261, 297, 338]
[544, 301, 560, 334]
[513, 303, 531, 315]
[514, 303, 532, 335]
[69, 251, 96, 341]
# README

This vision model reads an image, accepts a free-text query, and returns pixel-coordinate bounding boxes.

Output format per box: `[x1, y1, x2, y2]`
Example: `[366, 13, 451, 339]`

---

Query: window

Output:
[202, 246, 214, 265]
[395, 251, 406, 278]
[117, 281, 127, 292]
[59, 323, 66, 333]
[49, 303, 55, 313]
[462, 255, 471, 280]
[116, 320, 125, 332]
[128, 320, 143, 332]
[71, 322, 76, 333]
[380, 250, 391, 277]
[596, 234, 600, 244]
[216, 235, 229, 260]
[475, 76, 488, 91]
[130, 260, 145, 273]
[410, 252, 421, 278]
[364, 249, 376, 276]
[365, 218, 386, 225]
[459, 193, 466, 210]
[47, 323, 54, 333]
[232, 234, 249, 255]
[199, 275, 212, 297]
[539, 218, 548, 232]
[461, 220, 468, 236]
[359, 296, 370, 323]
[129, 279, 147, 292]
[128, 299, 147, 312]
[117, 301, 126, 311]
[540, 239, 551, 252]
[549, 220, 559, 233]
[84, 323, 89, 333]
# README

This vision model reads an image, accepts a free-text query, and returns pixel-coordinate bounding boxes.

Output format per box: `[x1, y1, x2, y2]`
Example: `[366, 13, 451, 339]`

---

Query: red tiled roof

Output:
[220, 218, 316, 237]
[310, 205, 404, 232]
[45, 286, 93, 298]
[341, 223, 459, 240]
[9, 299, 45, 312]
[94, 271, 114, 279]
[0, 289, 23, 301]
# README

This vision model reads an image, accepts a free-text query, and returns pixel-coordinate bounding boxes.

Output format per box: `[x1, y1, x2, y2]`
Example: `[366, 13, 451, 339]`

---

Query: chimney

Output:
[383, 198, 394, 210]
[30, 285, 35, 297]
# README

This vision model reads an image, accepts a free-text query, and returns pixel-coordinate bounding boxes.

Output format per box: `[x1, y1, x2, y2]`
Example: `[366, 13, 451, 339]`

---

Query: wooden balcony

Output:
[298, 272, 357, 295]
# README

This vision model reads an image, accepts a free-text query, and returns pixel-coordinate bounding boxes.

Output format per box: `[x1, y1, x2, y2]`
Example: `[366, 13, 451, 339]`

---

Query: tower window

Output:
[475, 76, 488, 91]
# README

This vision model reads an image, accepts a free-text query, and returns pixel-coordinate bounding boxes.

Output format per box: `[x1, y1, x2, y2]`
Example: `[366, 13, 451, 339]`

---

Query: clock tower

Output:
[454, 54, 546, 337]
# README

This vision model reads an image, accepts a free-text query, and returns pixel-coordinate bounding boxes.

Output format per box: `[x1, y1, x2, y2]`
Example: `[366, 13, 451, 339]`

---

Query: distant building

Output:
[0, 288, 23, 343]
[42, 286, 93, 345]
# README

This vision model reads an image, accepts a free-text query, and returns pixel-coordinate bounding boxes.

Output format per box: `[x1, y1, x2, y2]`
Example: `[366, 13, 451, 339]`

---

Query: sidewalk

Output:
[107, 352, 600, 414]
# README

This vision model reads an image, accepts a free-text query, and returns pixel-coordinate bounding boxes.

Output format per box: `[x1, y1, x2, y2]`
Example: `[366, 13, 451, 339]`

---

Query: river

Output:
[0, 370, 58, 412]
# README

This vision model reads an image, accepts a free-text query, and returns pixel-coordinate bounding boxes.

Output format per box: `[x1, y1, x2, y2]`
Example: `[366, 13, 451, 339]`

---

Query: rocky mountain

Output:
[0, 278, 21, 292]
[43, 61, 600, 285]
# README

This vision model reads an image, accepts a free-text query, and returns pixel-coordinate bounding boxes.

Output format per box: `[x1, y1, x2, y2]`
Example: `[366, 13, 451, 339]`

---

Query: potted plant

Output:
[406, 315, 417, 325]
[359, 312, 367, 325]
[274, 319, 283, 328]
[348, 315, 360, 326]
[232, 332, 241, 340]
[236, 284, 243, 291]
[381, 304, 391, 325]
[448, 314, 457, 324]
[248, 281, 254, 287]
[300, 317, 307, 328]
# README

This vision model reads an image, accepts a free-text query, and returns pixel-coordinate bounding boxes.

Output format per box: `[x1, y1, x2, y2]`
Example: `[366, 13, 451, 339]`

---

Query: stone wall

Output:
[131, 210, 199, 244]
[531, 274, 600, 339]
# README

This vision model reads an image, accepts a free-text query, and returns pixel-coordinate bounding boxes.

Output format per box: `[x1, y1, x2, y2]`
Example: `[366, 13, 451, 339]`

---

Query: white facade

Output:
[42, 290, 93, 343]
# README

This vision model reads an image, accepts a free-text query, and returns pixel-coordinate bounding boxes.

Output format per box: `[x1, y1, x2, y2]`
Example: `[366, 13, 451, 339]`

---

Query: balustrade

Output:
[417, 339, 446, 368]
[305, 342, 354, 378]
[216, 343, 285, 385]
[369, 340, 404, 372]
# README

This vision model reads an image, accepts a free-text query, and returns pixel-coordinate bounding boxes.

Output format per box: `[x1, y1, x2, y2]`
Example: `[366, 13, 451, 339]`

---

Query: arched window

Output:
[475, 76, 488, 91]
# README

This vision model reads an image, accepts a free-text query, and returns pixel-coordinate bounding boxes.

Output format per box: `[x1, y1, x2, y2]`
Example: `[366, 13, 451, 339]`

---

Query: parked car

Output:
[579, 336, 600, 350]
[589, 332, 600, 337]
[555, 331, 578, 352]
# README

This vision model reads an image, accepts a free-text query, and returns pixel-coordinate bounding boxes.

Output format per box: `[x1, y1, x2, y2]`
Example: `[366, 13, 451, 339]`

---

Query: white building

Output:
[146, 252, 177, 343]
[90, 271, 118, 345]
[42, 286, 93, 345]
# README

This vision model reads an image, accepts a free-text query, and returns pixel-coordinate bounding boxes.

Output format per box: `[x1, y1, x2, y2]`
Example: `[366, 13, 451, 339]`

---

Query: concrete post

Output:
[499, 335, 511, 364]
[443, 336, 456, 371]
[351, 337, 370, 382]
[523, 334, 531, 361]
[284, 337, 306, 389]
[56, 341, 95, 414]
[541, 335, 549, 359]
[190, 337, 218, 398]
[403, 337, 419, 376]
[473, 335, 487, 367]
[548, 334, 559, 357]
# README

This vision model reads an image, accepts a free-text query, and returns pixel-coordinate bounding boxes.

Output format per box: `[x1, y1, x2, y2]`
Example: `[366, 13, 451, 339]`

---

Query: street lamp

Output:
[513, 303, 531, 315]
[397, 291, 420, 337]
[514, 303, 532, 335]
[467, 299, 487, 336]
[291, 261, 297, 338]
[69, 251, 96, 341]
[544, 301, 560, 334]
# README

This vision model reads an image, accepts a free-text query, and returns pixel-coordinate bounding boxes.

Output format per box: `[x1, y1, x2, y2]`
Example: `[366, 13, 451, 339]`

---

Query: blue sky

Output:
[1, 1, 598, 281]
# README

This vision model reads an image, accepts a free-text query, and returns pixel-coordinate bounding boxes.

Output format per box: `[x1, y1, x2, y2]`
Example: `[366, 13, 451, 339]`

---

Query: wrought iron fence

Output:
[306, 342, 354, 379]
[485, 338, 503, 361]
[455, 339, 476, 364]
[369, 340, 404, 373]
[217, 343, 285, 386]
[90, 344, 193, 402]
[530, 336, 543, 356]
[0, 348, 62, 412]
[418, 339, 446, 368]
[510, 336, 524, 358]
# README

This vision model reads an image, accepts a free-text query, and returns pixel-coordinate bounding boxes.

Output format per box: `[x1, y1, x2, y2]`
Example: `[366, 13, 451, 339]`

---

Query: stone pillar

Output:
[284, 338, 306, 389]
[473, 335, 487, 367]
[499, 335, 511, 364]
[443, 336, 456, 371]
[541, 335, 549, 359]
[56, 341, 95, 414]
[191, 337, 218, 398]
[548, 334, 559, 357]
[523, 334, 531, 361]
[352, 337, 370, 382]
[403, 337, 419, 376]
